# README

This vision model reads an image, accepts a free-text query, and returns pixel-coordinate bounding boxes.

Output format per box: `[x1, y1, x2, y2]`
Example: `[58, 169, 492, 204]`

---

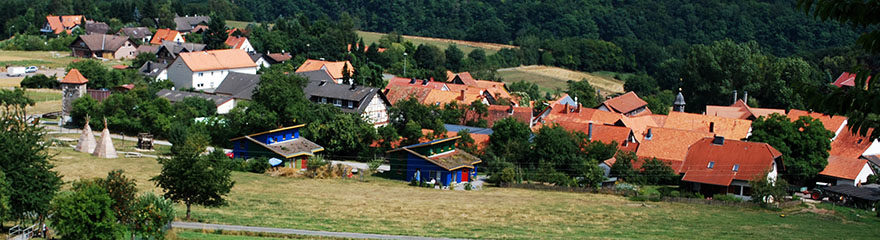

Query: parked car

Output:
[25, 66, 38, 73]
[6, 67, 25, 77]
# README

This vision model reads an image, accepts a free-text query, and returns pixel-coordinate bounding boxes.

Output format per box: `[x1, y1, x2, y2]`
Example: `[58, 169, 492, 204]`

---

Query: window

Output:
[707, 161, 715, 169]
[334, 99, 342, 107]
[732, 164, 739, 172]
[348, 101, 354, 109]
[321, 97, 327, 103]
[198, 72, 204, 77]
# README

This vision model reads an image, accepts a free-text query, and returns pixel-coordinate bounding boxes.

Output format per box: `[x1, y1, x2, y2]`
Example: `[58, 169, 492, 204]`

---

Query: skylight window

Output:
[707, 161, 715, 169]
[732, 164, 740, 172]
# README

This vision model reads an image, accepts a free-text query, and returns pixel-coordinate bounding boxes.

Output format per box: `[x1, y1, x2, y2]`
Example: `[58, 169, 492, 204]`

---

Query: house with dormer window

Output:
[387, 136, 482, 186]
[230, 125, 324, 170]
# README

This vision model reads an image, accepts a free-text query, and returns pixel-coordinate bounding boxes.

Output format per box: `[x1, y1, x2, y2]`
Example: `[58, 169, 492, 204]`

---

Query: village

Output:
[2, 3, 880, 239]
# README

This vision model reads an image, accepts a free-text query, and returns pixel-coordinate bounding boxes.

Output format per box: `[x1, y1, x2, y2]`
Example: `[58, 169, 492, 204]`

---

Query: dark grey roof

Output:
[157, 41, 206, 58]
[118, 27, 152, 39]
[137, 45, 159, 54]
[295, 70, 334, 83]
[174, 15, 211, 32]
[866, 155, 880, 168]
[674, 91, 686, 105]
[303, 80, 386, 114]
[138, 61, 167, 78]
[249, 52, 265, 62]
[824, 184, 880, 201]
[215, 72, 260, 100]
[84, 21, 109, 34]
[156, 89, 232, 106]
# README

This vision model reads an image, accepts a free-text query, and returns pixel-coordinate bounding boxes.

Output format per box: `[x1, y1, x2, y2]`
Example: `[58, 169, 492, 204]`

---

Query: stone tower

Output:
[75, 116, 97, 153]
[61, 69, 89, 116]
[93, 118, 118, 158]
[673, 89, 686, 112]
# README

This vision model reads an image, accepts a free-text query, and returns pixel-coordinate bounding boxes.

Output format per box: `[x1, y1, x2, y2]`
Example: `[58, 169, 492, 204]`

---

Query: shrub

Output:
[629, 195, 648, 202]
[713, 194, 743, 203]
[494, 167, 516, 185]
[20, 74, 59, 88]
[668, 190, 680, 198]
[307, 155, 329, 169]
[648, 195, 662, 202]
[694, 193, 705, 199]
[246, 158, 270, 173]
[410, 179, 418, 186]
[368, 158, 384, 172]
[465, 182, 473, 191]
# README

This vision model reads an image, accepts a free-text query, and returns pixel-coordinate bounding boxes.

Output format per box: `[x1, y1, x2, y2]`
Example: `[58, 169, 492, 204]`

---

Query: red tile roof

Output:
[600, 91, 649, 115]
[295, 59, 354, 80]
[681, 138, 782, 186]
[46, 15, 84, 34]
[150, 29, 182, 45]
[465, 105, 532, 128]
[224, 35, 248, 49]
[635, 127, 714, 173]
[819, 155, 870, 180]
[706, 100, 785, 120]
[787, 109, 847, 134]
[387, 77, 448, 90]
[833, 72, 871, 88]
[567, 123, 639, 153]
[533, 103, 622, 132]
[178, 49, 256, 72]
[383, 85, 433, 105]
[830, 126, 874, 159]
[664, 111, 752, 140]
[61, 69, 88, 84]
[446, 130, 491, 152]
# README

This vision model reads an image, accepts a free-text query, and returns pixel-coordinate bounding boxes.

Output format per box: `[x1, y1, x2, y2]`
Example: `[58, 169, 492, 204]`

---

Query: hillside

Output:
[498, 65, 625, 96]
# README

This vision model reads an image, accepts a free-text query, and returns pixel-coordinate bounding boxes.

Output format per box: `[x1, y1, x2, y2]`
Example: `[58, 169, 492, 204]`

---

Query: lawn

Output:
[49, 147, 880, 239]
[25, 89, 62, 102]
[497, 65, 626, 97]
[48, 132, 171, 156]
[357, 31, 514, 55]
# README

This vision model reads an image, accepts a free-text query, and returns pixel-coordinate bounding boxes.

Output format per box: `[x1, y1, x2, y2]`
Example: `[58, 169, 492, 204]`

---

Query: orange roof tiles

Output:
[830, 126, 874, 159]
[423, 88, 485, 106]
[295, 59, 354, 80]
[572, 123, 639, 153]
[472, 105, 532, 128]
[61, 69, 88, 84]
[150, 29, 182, 45]
[787, 109, 847, 134]
[225, 35, 248, 49]
[600, 91, 649, 115]
[663, 111, 752, 140]
[533, 103, 623, 132]
[178, 49, 256, 72]
[387, 77, 448, 90]
[819, 155, 870, 180]
[635, 127, 714, 173]
[833, 72, 871, 88]
[46, 15, 84, 34]
[446, 130, 491, 152]
[681, 138, 782, 186]
[706, 100, 785, 120]
[616, 114, 664, 137]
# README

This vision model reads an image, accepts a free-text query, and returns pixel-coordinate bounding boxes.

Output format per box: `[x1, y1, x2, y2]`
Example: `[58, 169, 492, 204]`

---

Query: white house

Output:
[225, 35, 254, 53]
[167, 49, 257, 91]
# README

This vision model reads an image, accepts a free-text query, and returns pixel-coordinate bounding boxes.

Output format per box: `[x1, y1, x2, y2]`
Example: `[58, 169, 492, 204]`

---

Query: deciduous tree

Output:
[749, 114, 833, 184]
[152, 134, 234, 219]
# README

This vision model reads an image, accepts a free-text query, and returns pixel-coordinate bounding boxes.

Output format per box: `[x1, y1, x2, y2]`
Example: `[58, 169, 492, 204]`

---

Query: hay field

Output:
[357, 31, 514, 55]
[498, 65, 625, 95]
[0, 50, 74, 68]
[49, 146, 880, 239]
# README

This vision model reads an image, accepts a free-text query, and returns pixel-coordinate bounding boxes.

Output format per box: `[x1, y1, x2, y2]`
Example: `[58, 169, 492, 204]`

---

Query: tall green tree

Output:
[51, 180, 120, 240]
[0, 88, 62, 223]
[130, 193, 174, 240]
[96, 170, 137, 229]
[152, 133, 234, 219]
[0, 170, 10, 228]
[445, 44, 464, 72]
[749, 114, 833, 184]
[565, 79, 599, 107]
[204, 13, 229, 50]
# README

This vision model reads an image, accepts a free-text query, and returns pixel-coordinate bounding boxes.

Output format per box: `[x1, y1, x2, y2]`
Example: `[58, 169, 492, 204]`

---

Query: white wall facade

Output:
[113, 40, 138, 59]
[254, 57, 270, 70]
[190, 67, 257, 90]
[238, 39, 254, 53]
[862, 139, 880, 156]
[362, 94, 390, 127]
[216, 99, 235, 114]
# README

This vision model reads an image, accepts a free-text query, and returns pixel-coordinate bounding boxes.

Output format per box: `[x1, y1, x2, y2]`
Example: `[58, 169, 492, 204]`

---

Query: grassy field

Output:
[48, 133, 171, 156]
[357, 31, 514, 55]
[169, 229, 343, 240]
[497, 65, 626, 96]
[25, 89, 62, 102]
[0, 50, 74, 68]
[227, 20, 263, 30]
[48, 146, 880, 239]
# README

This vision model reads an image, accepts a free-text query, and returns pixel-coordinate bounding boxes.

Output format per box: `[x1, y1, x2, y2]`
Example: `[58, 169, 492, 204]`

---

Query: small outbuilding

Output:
[387, 136, 482, 186]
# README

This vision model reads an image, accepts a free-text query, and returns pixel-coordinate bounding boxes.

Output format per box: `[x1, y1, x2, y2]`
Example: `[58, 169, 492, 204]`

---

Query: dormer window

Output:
[732, 164, 739, 172]
[707, 161, 715, 169]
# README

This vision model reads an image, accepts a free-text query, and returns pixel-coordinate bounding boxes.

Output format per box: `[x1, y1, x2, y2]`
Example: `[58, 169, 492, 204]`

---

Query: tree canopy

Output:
[749, 114, 833, 184]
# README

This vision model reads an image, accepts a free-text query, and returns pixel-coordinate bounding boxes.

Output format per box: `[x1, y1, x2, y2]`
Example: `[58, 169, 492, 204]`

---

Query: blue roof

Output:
[444, 124, 493, 135]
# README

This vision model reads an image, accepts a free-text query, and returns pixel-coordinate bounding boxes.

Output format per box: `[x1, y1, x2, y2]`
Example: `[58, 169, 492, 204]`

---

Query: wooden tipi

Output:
[92, 118, 118, 158]
[74, 116, 97, 153]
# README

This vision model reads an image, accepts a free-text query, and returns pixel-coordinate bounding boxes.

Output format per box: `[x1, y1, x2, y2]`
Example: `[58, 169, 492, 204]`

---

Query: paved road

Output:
[171, 222, 468, 240]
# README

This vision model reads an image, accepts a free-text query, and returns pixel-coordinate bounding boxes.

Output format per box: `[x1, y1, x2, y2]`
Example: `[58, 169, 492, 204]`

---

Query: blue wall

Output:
[402, 152, 476, 186]
[251, 128, 300, 145]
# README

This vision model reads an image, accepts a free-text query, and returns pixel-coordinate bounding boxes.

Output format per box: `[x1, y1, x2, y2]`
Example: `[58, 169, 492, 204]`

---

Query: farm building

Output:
[387, 136, 482, 186]
[680, 137, 783, 199]
[230, 125, 324, 170]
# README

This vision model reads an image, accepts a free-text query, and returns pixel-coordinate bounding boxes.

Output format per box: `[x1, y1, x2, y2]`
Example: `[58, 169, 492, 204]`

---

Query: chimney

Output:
[645, 128, 653, 140]
[460, 90, 465, 100]
[563, 103, 569, 114]
[576, 103, 582, 113]
[709, 122, 715, 133]
[409, 78, 416, 84]
[732, 90, 738, 104]
[712, 136, 725, 145]
[742, 91, 748, 104]
[588, 122, 593, 141]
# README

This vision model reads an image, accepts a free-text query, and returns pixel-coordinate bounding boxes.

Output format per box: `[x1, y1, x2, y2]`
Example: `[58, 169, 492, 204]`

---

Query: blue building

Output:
[230, 124, 324, 169]
[387, 136, 482, 186]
